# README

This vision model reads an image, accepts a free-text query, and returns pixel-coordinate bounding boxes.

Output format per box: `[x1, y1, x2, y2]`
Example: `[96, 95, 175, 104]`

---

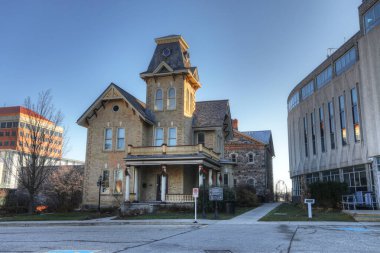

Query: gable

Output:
[77, 83, 154, 127]
[153, 61, 174, 74]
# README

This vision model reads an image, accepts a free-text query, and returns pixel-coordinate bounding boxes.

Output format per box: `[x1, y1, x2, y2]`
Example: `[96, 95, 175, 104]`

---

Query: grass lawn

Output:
[0, 212, 112, 222]
[259, 203, 355, 222]
[121, 206, 255, 220]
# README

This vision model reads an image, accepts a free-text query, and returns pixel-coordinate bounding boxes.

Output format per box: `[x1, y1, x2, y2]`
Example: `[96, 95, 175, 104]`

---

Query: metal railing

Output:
[342, 191, 378, 210]
[165, 194, 194, 203]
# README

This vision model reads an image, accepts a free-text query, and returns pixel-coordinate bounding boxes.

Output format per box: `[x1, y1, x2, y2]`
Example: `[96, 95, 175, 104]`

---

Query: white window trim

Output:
[116, 128, 125, 151]
[167, 87, 176, 110]
[247, 152, 255, 163]
[101, 169, 110, 195]
[230, 153, 238, 163]
[154, 127, 164, 146]
[104, 128, 113, 151]
[168, 127, 177, 146]
[155, 88, 164, 111]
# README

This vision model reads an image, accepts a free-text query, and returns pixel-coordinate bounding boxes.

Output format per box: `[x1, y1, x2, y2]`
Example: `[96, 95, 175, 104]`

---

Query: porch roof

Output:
[125, 153, 220, 170]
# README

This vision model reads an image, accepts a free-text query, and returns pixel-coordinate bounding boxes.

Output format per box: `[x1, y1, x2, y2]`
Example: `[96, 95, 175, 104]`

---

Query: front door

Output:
[156, 175, 161, 201]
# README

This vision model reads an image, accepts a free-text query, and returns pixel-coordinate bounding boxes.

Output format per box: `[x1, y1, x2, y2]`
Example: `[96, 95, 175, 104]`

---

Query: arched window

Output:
[167, 87, 176, 110]
[231, 153, 237, 163]
[155, 89, 163, 111]
[248, 153, 254, 163]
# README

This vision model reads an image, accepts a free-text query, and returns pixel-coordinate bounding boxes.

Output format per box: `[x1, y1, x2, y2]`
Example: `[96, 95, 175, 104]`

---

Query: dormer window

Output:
[167, 88, 176, 110]
[155, 89, 163, 111]
[197, 132, 205, 145]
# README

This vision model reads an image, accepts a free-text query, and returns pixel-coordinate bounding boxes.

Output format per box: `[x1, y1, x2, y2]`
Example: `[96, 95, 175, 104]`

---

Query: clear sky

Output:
[0, 0, 362, 188]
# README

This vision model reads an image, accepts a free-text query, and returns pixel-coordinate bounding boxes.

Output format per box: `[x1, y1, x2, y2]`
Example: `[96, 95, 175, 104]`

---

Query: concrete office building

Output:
[287, 0, 380, 205]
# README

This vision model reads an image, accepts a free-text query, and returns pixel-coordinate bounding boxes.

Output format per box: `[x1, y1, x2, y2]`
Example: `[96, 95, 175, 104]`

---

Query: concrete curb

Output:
[0, 220, 214, 227]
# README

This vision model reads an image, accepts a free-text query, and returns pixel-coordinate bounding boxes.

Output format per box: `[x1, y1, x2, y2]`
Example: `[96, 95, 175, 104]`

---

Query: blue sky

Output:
[0, 0, 362, 187]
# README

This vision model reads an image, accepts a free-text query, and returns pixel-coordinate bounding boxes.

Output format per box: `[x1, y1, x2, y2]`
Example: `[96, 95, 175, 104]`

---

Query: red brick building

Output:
[0, 106, 63, 158]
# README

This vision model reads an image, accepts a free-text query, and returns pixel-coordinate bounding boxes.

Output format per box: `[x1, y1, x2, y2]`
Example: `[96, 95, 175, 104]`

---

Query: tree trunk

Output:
[28, 194, 35, 214]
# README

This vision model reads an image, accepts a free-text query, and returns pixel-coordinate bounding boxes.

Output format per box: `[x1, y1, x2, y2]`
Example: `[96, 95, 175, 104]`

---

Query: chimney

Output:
[232, 119, 238, 130]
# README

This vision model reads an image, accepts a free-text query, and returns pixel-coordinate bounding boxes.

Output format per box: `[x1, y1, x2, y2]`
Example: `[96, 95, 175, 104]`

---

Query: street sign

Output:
[193, 188, 199, 198]
[304, 199, 315, 204]
[209, 187, 223, 201]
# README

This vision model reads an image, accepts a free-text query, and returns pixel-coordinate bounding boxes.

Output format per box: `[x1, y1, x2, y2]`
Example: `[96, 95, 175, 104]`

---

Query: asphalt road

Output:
[1, 223, 380, 253]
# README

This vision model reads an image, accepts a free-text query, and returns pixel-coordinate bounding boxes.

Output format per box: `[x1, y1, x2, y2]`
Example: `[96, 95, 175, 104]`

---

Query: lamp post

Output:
[96, 175, 103, 213]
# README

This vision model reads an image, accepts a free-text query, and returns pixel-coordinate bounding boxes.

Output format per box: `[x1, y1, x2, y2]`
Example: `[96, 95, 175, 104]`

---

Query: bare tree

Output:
[48, 165, 83, 211]
[15, 90, 65, 213]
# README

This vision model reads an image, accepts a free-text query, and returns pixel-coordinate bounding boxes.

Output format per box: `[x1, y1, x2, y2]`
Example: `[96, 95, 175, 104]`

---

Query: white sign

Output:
[192, 188, 199, 198]
[304, 199, 315, 204]
[304, 199, 315, 218]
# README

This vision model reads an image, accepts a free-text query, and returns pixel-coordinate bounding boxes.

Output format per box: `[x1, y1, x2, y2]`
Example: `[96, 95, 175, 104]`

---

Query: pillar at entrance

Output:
[134, 168, 139, 201]
[217, 172, 221, 186]
[161, 175, 166, 202]
[125, 174, 130, 202]
[209, 169, 213, 186]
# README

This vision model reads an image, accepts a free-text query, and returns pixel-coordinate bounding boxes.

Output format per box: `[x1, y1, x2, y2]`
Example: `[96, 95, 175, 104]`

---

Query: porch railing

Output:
[127, 144, 220, 160]
[165, 194, 194, 203]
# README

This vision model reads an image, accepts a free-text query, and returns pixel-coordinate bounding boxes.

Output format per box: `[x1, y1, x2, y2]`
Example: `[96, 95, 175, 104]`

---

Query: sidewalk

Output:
[218, 202, 281, 224]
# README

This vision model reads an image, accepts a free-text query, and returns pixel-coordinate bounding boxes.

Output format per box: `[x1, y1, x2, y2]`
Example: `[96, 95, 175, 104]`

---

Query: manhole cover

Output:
[204, 251, 233, 253]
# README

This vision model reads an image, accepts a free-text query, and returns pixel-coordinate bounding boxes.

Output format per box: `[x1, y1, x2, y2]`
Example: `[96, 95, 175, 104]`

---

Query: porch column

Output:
[125, 173, 130, 202]
[209, 169, 213, 186]
[199, 165, 203, 187]
[134, 167, 139, 201]
[161, 174, 167, 202]
[217, 172, 221, 186]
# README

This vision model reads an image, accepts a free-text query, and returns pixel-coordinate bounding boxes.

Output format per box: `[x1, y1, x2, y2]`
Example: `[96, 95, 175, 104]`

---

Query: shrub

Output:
[235, 184, 259, 207]
[308, 181, 348, 209]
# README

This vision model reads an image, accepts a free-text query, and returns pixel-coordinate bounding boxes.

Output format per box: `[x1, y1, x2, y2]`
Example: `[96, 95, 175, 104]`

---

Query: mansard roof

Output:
[77, 83, 155, 127]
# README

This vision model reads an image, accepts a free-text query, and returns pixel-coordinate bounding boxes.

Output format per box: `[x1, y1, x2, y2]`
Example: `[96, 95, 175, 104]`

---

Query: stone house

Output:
[77, 35, 274, 208]
[225, 119, 274, 201]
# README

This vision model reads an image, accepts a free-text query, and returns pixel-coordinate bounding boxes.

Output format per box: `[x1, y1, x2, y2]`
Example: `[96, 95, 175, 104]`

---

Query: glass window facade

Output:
[322, 169, 340, 182]
[335, 48, 357, 75]
[303, 116, 309, 157]
[311, 112, 316, 155]
[351, 88, 361, 142]
[306, 173, 320, 185]
[328, 101, 336, 150]
[364, 1, 380, 33]
[319, 107, 325, 153]
[343, 166, 368, 193]
[316, 66, 333, 89]
[288, 92, 299, 111]
[154, 128, 164, 146]
[301, 81, 314, 100]
[339, 95, 347, 146]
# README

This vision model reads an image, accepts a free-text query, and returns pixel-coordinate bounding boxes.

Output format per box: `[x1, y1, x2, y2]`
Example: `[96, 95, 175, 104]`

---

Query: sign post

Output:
[304, 199, 315, 219]
[193, 188, 199, 223]
[209, 187, 223, 219]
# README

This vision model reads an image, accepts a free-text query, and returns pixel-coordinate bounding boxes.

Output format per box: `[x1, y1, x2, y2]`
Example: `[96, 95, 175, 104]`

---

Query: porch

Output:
[123, 144, 222, 203]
